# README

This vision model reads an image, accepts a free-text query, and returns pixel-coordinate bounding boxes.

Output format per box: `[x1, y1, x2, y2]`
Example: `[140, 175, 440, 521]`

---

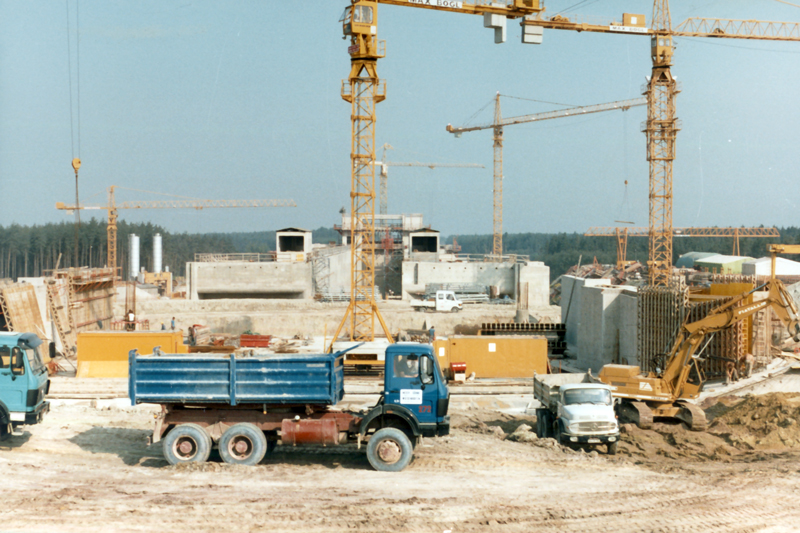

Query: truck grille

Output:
[575, 421, 615, 432]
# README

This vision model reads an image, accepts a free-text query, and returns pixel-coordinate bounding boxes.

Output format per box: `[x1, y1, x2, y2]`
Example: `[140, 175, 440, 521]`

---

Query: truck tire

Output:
[0, 403, 10, 441]
[163, 423, 212, 465]
[607, 441, 619, 455]
[535, 409, 548, 438]
[219, 423, 267, 466]
[366, 428, 413, 472]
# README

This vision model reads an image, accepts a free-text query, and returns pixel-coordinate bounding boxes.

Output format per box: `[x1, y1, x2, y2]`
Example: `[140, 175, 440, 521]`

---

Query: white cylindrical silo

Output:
[153, 233, 163, 273]
[129, 234, 140, 279]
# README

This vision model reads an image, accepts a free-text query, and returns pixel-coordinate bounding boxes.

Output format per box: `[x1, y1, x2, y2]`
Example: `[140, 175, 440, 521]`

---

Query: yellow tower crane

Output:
[343, 0, 800, 291]
[56, 185, 296, 280]
[374, 143, 483, 215]
[584, 226, 781, 270]
[447, 94, 647, 260]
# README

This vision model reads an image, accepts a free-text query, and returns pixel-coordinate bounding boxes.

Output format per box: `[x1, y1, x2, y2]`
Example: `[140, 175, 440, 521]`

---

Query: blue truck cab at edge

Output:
[0, 333, 50, 440]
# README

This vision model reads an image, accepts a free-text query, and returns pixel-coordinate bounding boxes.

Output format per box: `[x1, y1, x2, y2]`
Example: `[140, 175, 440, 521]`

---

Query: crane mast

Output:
[333, 1, 393, 343]
[492, 93, 503, 258]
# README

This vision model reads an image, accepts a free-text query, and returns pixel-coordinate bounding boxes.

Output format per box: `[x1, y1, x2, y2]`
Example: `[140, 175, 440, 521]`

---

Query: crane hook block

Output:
[72, 158, 81, 174]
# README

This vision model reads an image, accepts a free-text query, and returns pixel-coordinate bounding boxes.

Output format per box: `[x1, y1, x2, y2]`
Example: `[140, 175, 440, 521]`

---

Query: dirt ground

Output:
[2, 394, 800, 532]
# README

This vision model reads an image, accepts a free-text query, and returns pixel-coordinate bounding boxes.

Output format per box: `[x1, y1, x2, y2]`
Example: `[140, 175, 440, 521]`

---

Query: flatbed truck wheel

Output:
[219, 423, 268, 466]
[607, 441, 618, 455]
[163, 423, 212, 465]
[366, 428, 413, 472]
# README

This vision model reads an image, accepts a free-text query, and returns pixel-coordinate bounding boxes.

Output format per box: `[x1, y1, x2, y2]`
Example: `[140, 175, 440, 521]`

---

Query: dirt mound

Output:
[708, 392, 800, 450]
[618, 422, 736, 462]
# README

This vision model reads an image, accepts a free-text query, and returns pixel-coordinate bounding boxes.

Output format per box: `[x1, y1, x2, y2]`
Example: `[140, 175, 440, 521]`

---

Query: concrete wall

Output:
[401, 260, 549, 306]
[560, 277, 638, 371]
[560, 276, 611, 351]
[187, 261, 313, 300]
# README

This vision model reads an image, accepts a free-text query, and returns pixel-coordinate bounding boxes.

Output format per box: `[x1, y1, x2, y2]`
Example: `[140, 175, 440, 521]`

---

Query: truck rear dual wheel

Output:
[219, 423, 268, 466]
[366, 428, 413, 472]
[163, 423, 212, 465]
[535, 409, 553, 439]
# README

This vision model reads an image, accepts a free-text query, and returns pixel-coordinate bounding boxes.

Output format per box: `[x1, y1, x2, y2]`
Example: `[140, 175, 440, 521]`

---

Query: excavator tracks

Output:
[677, 401, 708, 431]
[617, 401, 653, 429]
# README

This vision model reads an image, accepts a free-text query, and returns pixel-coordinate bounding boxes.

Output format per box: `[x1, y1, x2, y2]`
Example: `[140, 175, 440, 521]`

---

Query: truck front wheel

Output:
[366, 428, 413, 472]
[607, 441, 619, 455]
[219, 423, 267, 466]
[163, 423, 212, 465]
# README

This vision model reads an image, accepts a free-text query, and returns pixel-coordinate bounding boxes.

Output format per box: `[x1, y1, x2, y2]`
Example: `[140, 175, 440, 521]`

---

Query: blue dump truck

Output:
[0, 333, 51, 440]
[129, 343, 450, 471]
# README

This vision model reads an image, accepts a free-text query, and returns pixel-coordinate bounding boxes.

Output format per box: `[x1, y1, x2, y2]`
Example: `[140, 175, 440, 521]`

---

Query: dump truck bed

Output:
[533, 372, 599, 411]
[128, 350, 345, 406]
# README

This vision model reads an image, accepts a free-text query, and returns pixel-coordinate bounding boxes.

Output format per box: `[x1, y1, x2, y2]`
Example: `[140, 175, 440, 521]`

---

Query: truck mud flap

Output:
[676, 401, 707, 431]
[618, 401, 653, 429]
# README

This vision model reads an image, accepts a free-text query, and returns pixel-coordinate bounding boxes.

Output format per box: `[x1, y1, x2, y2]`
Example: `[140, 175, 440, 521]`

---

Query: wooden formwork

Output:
[0, 283, 47, 339]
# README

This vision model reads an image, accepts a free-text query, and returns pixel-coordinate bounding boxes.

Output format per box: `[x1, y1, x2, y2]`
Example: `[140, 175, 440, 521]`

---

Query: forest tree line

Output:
[1, 219, 798, 282]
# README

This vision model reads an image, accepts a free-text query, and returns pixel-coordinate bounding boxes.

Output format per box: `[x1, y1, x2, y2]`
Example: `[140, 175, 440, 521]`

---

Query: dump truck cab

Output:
[0, 333, 50, 440]
[379, 343, 450, 438]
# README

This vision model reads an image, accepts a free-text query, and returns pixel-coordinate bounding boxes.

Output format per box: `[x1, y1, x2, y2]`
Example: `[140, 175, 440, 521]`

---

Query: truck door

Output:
[0, 346, 26, 413]
[436, 291, 446, 311]
[385, 353, 436, 424]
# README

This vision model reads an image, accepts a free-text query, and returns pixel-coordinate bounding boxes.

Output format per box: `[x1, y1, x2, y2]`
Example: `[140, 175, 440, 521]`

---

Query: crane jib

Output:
[407, 0, 463, 8]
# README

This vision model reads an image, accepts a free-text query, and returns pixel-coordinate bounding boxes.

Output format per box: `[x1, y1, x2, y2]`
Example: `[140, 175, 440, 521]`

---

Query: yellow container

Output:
[76, 331, 188, 378]
[433, 335, 548, 379]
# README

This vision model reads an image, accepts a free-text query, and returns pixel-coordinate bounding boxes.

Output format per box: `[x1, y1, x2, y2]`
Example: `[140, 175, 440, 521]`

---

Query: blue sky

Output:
[0, 1, 798, 236]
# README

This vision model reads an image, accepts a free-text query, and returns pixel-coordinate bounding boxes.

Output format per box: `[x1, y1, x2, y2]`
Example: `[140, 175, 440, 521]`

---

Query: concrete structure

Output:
[401, 260, 549, 305]
[337, 213, 438, 259]
[694, 254, 754, 274]
[276, 228, 312, 262]
[560, 276, 637, 371]
[187, 261, 313, 300]
[743, 257, 800, 277]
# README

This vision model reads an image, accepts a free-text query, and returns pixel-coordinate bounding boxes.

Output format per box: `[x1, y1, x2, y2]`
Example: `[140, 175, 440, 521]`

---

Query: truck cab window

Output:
[11, 347, 25, 375]
[24, 347, 44, 374]
[420, 356, 434, 385]
[447, 293, 455, 301]
[564, 388, 611, 406]
[0, 346, 9, 368]
[394, 355, 418, 378]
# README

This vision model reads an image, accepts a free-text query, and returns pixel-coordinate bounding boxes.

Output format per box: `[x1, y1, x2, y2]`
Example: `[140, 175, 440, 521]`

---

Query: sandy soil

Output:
[2, 396, 800, 532]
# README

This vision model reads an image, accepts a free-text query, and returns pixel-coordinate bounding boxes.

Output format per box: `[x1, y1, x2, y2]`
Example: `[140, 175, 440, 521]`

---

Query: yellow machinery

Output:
[448, 95, 647, 260]
[56, 186, 295, 281]
[143, 271, 173, 297]
[584, 226, 781, 270]
[76, 330, 187, 378]
[434, 336, 548, 379]
[344, 0, 800, 288]
[598, 244, 800, 430]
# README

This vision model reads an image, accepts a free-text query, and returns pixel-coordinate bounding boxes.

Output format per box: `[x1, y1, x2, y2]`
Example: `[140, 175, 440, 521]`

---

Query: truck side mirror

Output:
[49, 342, 56, 360]
[10, 347, 24, 376]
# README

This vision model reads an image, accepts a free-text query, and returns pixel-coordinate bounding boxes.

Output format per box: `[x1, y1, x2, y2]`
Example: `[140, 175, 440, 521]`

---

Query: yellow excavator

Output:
[598, 244, 800, 430]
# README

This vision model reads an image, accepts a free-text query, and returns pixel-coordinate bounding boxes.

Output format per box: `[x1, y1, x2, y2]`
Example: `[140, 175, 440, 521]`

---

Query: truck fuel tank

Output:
[280, 418, 347, 446]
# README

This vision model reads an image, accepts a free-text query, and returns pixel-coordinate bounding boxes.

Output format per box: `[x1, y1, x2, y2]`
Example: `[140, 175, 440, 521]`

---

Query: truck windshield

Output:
[563, 388, 612, 406]
[24, 347, 45, 374]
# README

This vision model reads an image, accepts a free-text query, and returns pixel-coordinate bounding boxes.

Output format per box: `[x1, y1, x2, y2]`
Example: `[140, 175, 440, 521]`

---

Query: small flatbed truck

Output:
[129, 343, 450, 471]
[533, 372, 620, 454]
[410, 290, 463, 312]
[0, 333, 50, 440]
